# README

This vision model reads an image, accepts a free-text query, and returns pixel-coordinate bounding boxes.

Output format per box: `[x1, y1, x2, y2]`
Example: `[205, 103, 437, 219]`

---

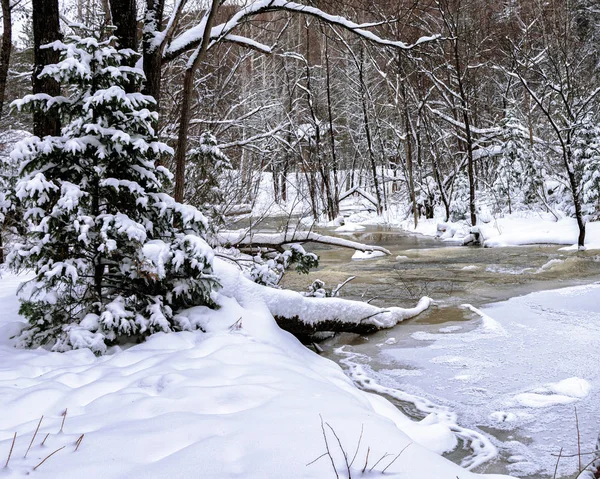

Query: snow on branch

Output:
[222, 34, 273, 54]
[338, 187, 379, 208]
[165, 0, 439, 60]
[217, 230, 391, 255]
[217, 124, 286, 149]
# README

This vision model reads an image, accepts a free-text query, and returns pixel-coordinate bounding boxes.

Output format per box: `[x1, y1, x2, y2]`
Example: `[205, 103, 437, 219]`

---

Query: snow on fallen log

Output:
[214, 258, 430, 338]
[217, 230, 391, 255]
[268, 292, 432, 338]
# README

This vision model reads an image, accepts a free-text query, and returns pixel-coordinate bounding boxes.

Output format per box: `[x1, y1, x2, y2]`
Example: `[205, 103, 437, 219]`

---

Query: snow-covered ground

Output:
[0, 264, 513, 479]
[339, 283, 600, 478]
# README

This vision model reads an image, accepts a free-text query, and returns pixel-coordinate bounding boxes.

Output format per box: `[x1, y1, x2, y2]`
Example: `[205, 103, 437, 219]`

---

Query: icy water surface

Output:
[280, 226, 600, 478]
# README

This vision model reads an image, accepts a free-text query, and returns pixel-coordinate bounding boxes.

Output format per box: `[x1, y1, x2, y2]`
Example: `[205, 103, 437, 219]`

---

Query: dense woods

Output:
[0, 0, 599, 347]
[1, 1, 599, 241]
[0, 4, 599, 477]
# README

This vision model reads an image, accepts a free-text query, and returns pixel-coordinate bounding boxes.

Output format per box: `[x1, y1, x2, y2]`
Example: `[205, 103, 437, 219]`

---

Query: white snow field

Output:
[341, 283, 600, 477]
[0, 262, 512, 479]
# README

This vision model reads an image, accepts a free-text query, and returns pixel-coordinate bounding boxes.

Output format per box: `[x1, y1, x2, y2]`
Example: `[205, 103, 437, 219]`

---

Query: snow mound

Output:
[0, 268, 512, 479]
[335, 222, 366, 232]
[352, 250, 386, 260]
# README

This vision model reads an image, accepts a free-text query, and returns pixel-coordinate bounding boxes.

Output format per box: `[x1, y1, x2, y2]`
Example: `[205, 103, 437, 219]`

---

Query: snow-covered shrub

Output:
[245, 244, 318, 288]
[9, 34, 219, 354]
[304, 279, 327, 298]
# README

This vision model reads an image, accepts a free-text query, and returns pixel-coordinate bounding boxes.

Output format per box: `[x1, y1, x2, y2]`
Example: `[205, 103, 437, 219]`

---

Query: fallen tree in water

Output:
[217, 230, 391, 255]
[214, 259, 431, 342]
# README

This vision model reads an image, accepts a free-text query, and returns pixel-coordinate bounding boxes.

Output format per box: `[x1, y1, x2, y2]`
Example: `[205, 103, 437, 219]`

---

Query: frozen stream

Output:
[280, 226, 600, 478]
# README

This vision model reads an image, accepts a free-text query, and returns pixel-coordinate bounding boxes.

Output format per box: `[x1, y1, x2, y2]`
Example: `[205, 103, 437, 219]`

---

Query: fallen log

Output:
[214, 258, 431, 341]
[217, 230, 391, 255]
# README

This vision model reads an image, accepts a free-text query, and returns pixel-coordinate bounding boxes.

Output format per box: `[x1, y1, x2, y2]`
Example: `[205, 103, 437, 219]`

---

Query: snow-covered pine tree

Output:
[186, 131, 232, 223]
[577, 119, 600, 219]
[9, 34, 219, 354]
[492, 114, 538, 214]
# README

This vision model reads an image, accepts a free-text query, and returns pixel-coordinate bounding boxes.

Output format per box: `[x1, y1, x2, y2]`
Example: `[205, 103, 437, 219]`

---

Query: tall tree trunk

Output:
[173, 1, 219, 203]
[398, 56, 418, 228]
[453, 40, 477, 226]
[565, 143, 586, 247]
[109, 0, 138, 93]
[32, 0, 61, 137]
[0, 0, 12, 117]
[357, 52, 382, 215]
[109, 0, 138, 51]
[0, 0, 10, 263]
[142, 0, 165, 105]
[324, 34, 339, 219]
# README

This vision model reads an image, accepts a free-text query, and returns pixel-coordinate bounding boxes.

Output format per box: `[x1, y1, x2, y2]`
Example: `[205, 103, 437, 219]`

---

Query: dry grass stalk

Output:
[319, 414, 339, 479]
[361, 446, 370, 474]
[369, 451, 391, 472]
[41, 433, 50, 447]
[4, 432, 16, 468]
[381, 442, 412, 473]
[553, 447, 563, 479]
[75, 434, 85, 452]
[24, 415, 44, 459]
[349, 424, 363, 467]
[33, 445, 65, 471]
[326, 422, 351, 478]
[59, 409, 68, 434]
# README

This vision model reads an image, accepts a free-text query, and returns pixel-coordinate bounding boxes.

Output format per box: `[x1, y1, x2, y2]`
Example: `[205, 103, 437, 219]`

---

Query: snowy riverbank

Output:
[339, 282, 600, 477]
[334, 208, 600, 251]
[0, 262, 513, 479]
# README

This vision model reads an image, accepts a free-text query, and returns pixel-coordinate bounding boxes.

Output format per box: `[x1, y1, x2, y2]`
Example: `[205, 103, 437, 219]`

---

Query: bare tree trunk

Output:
[174, 1, 219, 203]
[324, 34, 340, 219]
[0, 0, 12, 117]
[32, 0, 61, 137]
[142, 0, 165, 105]
[565, 143, 586, 247]
[109, 0, 138, 93]
[0, 0, 9, 263]
[357, 51, 383, 215]
[398, 56, 418, 228]
[453, 41, 477, 226]
[109, 0, 137, 51]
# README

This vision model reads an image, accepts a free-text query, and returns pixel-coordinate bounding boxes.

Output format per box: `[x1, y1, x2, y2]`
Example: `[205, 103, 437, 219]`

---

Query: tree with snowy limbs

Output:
[9, 34, 219, 354]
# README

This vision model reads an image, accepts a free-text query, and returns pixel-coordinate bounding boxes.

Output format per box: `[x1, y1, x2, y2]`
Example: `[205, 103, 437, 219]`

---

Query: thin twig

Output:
[24, 415, 44, 458]
[576, 407, 582, 472]
[33, 446, 65, 471]
[319, 415, 339, 479]
[229, 317, 242, 331]
[369, 452, 391, 472]
[4, 432, 16, 468]
[553, 447, 562, 479]
[41, 433, 50, 446]
[75, 434, 85, 452]
[362, 446, 370, 474]
[382, 443, 412, 473]
[349, 424, 363, 467]
[326, 422, 351, 479]
[306, 452, 328, 466]
[59, 409, 68, 434]
[551, 451, 597, 458]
